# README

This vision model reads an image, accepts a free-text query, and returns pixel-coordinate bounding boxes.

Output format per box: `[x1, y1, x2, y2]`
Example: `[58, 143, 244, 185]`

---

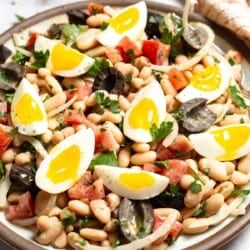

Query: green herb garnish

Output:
[32, 50, 50, 68]
[86, 58, 109, 77]
[150, 121, 173, 143]
[232, 189, 250, 196]
[0, 161, 6, 182]
[229, 85, 249, 108]
[5, 93, 14, 104]
[90, 151, 118, 168]
[15, 14, 25, 21]
[188, 166, 206, 185]
[14, 49, 29, 65]
[63, 24, 85, 46]
[62, 210, 76, 227]
[190, 180, 202, 193]
[78, 240, 87, 246]
[100, 22, 109, 30]
[155, 160, 169, 168]
[193, 202, 207, 217]
[0, 70, 11, 83]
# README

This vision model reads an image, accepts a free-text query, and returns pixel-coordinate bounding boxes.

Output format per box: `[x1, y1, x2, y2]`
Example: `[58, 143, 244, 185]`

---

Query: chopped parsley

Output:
[63, 24, 85, 46]
[32, 50, 50, 69]
[90, 151, 118, 169]
[95, 91, 121, 114]
[0, 70, 11, 83]
[154, 71, 162, 81]
[228, 57, 235, 66]
[0, 161, 5, 182]
[100, 22, 109, 30]
[5, 93, 14, 104]
[155, 160, 169, 168]
[15, 14, 25, 21]
[193, 202, 207, 217]
[150, 121, 173, 143]
[86, 58, 109, 77]
[78, 240, 87, 246]
[190, 180, 202, 193]
[10, 127, 18, 137]
[229, 85, 249, 108]
[232, 189, 250, 196]
[14, 49, 29, 65]
[126, 49, 135, 63]
[62, 210, 76, 227]
[168, 184, 179, 195]
[124, 74, 132, 84]
[188, 166, 206, 185]
[171, 109, 184, 121]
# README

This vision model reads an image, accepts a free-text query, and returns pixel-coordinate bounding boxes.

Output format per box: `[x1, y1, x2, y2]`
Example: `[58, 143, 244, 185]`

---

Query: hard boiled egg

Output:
[176, 59, 231, 103]
[94, 165, 169, 200]
[97, 1, 147, 47]
[11, 78, 48, 136]
[34, 36, 94, 77]
[189, 124, 250, 161]
[123, 79, 166, 143]
[35, 128, 95, 194]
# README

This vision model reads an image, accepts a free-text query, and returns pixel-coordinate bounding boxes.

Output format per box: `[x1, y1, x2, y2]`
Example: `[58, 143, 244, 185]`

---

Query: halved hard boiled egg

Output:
[94, 165, 169, 200]
[176, 59, 231, 103]
[123, 79, 166, 143]
[189, 124, 250, 161]
[11, 78, 48, 136]
[35, 128, 95, 194]
[34, 36, 94, 77]
[97, 1, 147, 47]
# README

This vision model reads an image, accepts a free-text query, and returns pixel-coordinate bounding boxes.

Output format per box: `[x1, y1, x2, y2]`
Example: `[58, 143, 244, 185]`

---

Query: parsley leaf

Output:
[0, 161, 5, 182]
[229, 85, 249, 108]
[190, 180, 202, 193]
[0, 70, 11, 83]
[228, 57, 235, 66]
[193, 202, 207, 217]
[5, 93, 14, 104]
[155, 160, 169, 168]
[169, 184, 179, 195]
[15, 14, 25, 21]
[150, 121, 173, 143]
[32, 50, 50, 68]
[86, 58, 109, 77]
[78, 240, 87, 246]
[63, 24, 85, 46]
[172, 109, 184, 121]
[232, 189, 250, 196]
[14, 48, 29, 65]
[10, 127, 18, 137]
[188, 166, 206, 185]
[100, 22, 109, 31]
[95, 91, 121, 114]
[62, 210, 76, 227]
[90, 151, 118, 168]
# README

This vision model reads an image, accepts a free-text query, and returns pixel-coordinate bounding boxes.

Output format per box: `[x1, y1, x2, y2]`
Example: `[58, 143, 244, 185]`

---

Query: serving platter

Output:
[0, 1, 249, 250]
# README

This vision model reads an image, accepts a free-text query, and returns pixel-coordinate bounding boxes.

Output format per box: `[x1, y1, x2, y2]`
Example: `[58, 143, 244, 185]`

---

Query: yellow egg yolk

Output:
[16, 93, 44, 124]
[109, 7, 139, 34]
[211, 125, 250, 160]
[119, 172, 155, 189]
[191, 66, 222, 91]
[129, 98, 159, 131]
[51, 44, 84, 71]
[46, 144, 81, 184]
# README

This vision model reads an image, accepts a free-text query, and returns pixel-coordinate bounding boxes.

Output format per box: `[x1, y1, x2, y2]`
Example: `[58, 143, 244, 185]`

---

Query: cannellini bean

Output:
[44, 92, 67, 112]
[52, 230, 67, 249]
[183, 70, 193, 81]
[85, 46, 107, 57]
[230, 171, 248, 186]
[180, 174, 196, 190]
[134, 56, 150, 69]
[106, 193, 121, 212]
[80, 228, 108, 241]
[86, 13, 110, 27]
[224, 161, 235, 176]
[1, 148, 16, 163]
[67, 232, 83, 248]
[85, 92, 98, 106]
[61, 127, 75, 138]
[175, 54, 189, 64]
[184, 189, 203, 208]
[204, 193, 224, 217]
[132, 142, 150, 153]
[219, 114, 249, 126]
[38, 68, 50, 78]
[154, 208, 181, 221]
[131, 77, 144, 89]
[228, 104, 248, 114]
[41, 129, 53, 144]
[202, 55, 215, 66]
[130, 151, 157, 165]
[103, 121, 125, 144]
[37, 215, 50, 232]
[181, 205, 200, 219]
[183, 218, 209, 234]
[87, 113, 102, 124]
[104, 219, 119, 232]
[48, 207, 62, 217]
[68, 200, 91, 216]
[118, 95, 130, 111]
[51, 131, 64, 144]
[7, 192, 22, 204]
[61, 77, 85, 89]
[118, 146, 131, 168]
[144, 243, 168, 250]
[101, 110, 122, 124]
[238, 152, 250, 177]
[15, 152, 33, 165]
[48, 118, 59, 130]
[45, 75, 63, 94]
[76, 28, 100, 50]
[192, 64, 204, 74]
[90, 199, 111, 224]
[160, 78, 177, 96]
[213, 181, 234, 199]
[139, 66, 152, 80]
[115, 62, 139, 77]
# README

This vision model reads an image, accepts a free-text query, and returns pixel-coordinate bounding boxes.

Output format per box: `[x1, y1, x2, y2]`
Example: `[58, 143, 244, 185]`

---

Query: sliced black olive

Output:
[179, 98, 217, 133]
[9, 164, 38, 195]
[0, 45, 12, 64]
[93, 67, 125, 95]
[145, 12, 163, 39]
[0, 62, 24, 91]
[118, 198, 153, 242]
[67, 10, 89, 25]
[47, 23, 65, 39]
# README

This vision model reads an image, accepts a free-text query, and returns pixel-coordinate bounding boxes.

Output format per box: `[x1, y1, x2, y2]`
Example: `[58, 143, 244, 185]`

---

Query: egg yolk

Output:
[119, 172, 155, 189]
[51, 44, 84, 71]
[129, 98, 159, 131]
[110, 7, 139, 34]
[16, 93, 44, 124]
[46, 144, 81, 184]
[191, 66, 222, 91]
[211, 125, 250, 160]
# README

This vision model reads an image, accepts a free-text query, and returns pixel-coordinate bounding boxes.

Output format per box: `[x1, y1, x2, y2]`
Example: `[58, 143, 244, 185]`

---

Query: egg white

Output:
[176, 59, 232, 103]
[94, 165, 169, 200]
[97, 1, 147, 47]
[123, 79, 166, 143]
[35, 128, 95, 194]
[11, 78, 48, 136]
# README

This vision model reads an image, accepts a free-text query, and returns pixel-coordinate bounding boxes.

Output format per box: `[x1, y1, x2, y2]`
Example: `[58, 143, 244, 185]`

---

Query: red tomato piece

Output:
[161, 159, 189, 184]
[116, 36, 141, 63]
[143, 163, 162, 174]
[5, 192, 34, 221]
[168, 135, 193, 154]
[66, 85, 92, 101]
[169, 221, 183, 240]
[27, 33, 38, 51]
[104, 47, 123, 64]
[0, 102, 8, 124]
[87, 3, 104, 15]
[156, 143, 175, 160]
[168, 68, 189, 90]
[142, 39, 170, 65]
[0, 127, 12, 158]
[64, 109, 86, 125]
[83, 178, 105, 200]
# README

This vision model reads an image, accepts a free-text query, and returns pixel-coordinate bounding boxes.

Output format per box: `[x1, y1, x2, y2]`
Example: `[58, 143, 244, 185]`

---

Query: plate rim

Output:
[0, 1, 249, 250]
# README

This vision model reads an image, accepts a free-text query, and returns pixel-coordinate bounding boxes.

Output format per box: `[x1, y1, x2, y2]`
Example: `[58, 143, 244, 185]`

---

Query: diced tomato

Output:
[104, 47, 123, 64]
[116, 36, 141, 63]
[142, 39, 170, 65]
[68, 171, 105, 201]
[156, 143, 175, 160]
[27, 33, 38, 51]
[0, 102, 8, 124]
[143, 163, 162, 173]
[169, 221, 183, 240]
[64, 109, 86, 125]
[87, 3, 104, 15]
[65, 85, 92, 101]
[0, 127, 12, 158]
[168, 68, 189, 90]
[161, 159, 189, 184]
[5, 192, 34, 221]
[94, 128, 118, 153]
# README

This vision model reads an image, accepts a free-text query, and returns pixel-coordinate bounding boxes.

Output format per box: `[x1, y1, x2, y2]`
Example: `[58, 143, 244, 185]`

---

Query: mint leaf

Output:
[90, 151, 118, 168]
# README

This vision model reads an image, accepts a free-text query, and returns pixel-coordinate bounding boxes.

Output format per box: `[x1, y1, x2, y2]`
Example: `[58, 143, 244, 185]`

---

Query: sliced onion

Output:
[76, 212, 178, 250]
[12, 216, 38, 226]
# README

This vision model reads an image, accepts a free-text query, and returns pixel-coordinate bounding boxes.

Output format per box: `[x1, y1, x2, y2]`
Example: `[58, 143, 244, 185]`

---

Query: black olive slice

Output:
[180, 98, 217, 133]
[47, 23, 65, 39]
[145, 12, 163, 39]
[118, 198, 153, 242]
[0, 45, 12, 64]
[93, 67, 125, 95]
[67, 10, 89, 25]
